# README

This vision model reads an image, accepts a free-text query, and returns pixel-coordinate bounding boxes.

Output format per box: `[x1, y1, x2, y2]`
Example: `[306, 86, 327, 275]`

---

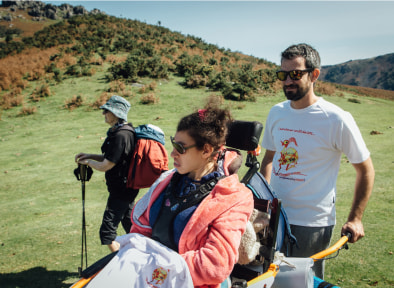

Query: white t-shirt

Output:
[262, 98, 370, 226]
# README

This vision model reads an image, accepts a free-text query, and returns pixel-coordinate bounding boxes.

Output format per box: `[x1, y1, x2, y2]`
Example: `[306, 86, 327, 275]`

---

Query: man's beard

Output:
[283, 83, 311, 101]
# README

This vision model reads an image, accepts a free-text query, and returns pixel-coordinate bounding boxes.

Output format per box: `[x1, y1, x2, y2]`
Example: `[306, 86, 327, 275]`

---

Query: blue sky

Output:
[44, 1, 394, 66]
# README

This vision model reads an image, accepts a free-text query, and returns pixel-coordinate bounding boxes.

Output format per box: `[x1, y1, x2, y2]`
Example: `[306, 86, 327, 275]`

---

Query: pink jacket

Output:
[130, 170, 254, 288]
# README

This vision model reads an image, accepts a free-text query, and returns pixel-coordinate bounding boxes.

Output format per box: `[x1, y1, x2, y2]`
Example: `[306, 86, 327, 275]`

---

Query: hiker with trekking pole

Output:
[75, 95, 138, 253]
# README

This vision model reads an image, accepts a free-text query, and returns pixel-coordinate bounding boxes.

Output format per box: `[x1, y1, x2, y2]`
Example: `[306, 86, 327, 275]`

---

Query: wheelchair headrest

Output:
[226, 120, 263, 152]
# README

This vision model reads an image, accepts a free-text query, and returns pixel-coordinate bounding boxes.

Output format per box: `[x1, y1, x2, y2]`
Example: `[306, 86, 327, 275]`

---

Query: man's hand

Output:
[341, 220, 364, 243]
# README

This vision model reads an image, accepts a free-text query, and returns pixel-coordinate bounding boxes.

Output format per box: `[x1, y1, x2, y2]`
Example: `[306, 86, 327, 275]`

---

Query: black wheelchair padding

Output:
[226, 120, 263, 152]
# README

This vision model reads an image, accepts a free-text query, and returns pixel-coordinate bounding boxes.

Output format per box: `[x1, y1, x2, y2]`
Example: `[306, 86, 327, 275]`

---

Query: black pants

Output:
[99, 195, 134, 245]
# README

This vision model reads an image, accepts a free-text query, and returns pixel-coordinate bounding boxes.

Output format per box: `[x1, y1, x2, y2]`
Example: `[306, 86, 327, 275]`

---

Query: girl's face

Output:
[170, 130, 213, 180]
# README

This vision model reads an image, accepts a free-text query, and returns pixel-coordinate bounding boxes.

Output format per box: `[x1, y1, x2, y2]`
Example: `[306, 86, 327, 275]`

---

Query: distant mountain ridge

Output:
[320, 53, 394, 91]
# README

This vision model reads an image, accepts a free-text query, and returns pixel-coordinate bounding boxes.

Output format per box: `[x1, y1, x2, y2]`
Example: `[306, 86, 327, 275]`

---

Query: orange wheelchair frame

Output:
[243, 234, 350, 288]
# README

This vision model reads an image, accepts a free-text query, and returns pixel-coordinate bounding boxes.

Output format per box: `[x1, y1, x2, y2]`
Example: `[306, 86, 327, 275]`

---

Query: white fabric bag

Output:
[86, 233, 193, 288]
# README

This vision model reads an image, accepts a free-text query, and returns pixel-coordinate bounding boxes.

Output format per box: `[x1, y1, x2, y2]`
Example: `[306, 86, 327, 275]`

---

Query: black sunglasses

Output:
[276, 69, 313, 81]
[170, 136, 197, 154]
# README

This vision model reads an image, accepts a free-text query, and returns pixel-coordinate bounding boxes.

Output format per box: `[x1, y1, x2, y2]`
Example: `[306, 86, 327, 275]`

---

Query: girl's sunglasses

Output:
[171, 136, 197, 154]
[276, 69, 313, 81]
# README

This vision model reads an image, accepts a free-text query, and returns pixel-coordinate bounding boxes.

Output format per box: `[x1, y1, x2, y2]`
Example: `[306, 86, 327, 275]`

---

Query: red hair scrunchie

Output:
[198, 109, 207, 121]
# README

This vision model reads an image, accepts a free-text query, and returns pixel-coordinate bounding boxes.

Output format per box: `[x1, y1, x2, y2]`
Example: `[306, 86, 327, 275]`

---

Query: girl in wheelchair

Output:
[129, 96, 254, 288]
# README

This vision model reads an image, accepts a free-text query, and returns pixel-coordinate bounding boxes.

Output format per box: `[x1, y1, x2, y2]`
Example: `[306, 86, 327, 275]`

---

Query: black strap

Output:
[151, 174, 225, 251]
[317, 281, 336, 288]
[81, 251, 118, 278]
[118, 124, 137, 184]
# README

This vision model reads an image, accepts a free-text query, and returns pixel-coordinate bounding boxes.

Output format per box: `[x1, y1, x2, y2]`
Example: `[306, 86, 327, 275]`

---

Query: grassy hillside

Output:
[1, 10, 393, 114]
[0, 12, 278, 107]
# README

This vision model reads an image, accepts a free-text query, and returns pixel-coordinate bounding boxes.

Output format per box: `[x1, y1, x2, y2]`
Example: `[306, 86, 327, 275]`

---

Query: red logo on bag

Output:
[146, 266, 170, 287]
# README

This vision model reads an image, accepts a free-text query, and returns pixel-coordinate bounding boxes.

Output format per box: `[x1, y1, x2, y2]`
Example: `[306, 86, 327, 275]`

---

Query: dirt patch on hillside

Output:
[0, 7, 56, 39]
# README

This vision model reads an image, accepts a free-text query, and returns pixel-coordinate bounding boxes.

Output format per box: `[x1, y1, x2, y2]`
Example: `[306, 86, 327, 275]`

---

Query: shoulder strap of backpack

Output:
[119, 123, 135, 134]
[169, 174, 226, 213]
[151, 173, 226, 250]
[117, 124, 137, 186]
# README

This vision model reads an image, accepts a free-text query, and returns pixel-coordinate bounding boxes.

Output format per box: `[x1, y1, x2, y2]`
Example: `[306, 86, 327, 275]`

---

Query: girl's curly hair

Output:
[177, 95, 232, 153]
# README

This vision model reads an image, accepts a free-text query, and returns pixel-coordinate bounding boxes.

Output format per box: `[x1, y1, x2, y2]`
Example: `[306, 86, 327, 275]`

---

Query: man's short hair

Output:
[281, 43, 321, 70]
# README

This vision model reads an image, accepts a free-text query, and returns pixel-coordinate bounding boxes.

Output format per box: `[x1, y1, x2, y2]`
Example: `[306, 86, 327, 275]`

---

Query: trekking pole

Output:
[80, 164, 88, 276]
[74, 164, 93, 276]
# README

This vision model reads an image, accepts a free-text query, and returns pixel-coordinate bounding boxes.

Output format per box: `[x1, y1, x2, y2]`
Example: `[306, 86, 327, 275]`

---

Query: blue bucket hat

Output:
[100, 95, 131, 121]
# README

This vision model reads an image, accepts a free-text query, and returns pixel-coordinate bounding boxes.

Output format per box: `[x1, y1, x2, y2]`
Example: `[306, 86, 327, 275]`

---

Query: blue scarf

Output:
[150, 171, 222, 247]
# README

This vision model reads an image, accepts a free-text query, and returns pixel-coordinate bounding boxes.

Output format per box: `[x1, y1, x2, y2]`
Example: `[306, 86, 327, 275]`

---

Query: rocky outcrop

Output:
[1, 0, 105, 21]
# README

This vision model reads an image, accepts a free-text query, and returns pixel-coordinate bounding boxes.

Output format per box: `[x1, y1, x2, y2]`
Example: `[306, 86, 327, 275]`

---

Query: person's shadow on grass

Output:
[0, 266, 79, 288]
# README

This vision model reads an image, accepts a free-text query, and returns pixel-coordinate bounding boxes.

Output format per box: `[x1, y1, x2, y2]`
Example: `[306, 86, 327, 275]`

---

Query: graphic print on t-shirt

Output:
[273, 135, 306, 182]
[278, 137, 298, 171]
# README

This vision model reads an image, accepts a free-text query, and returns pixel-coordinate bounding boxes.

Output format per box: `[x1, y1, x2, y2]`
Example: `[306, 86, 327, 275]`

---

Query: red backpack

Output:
[123, 124, 169, 189]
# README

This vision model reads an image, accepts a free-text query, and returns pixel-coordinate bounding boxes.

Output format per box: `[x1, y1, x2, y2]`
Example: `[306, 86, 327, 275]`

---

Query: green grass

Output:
[0, 71, 393, 288]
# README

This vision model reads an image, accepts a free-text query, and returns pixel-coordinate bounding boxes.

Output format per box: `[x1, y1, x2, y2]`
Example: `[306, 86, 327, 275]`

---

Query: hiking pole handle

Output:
[74, 164, 93, 182]
[80, 164, 87, 181]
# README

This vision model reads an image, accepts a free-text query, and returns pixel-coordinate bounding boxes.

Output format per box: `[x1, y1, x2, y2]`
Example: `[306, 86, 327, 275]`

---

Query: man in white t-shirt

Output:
[260, 43, 375, 279]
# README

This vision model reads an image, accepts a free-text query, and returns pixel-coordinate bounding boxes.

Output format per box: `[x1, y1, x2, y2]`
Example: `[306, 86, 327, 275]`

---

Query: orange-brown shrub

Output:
[30, 84, 51, 102]
[27, 68, 46, 81]
[0, 71, 11, 90]
[105, 54, 128, 64]
[17, 105, 37, 116]
[339, 84, 394, 101]
[85, 68, 96, 77]
[108, 80, 126, 93]
[38, 85, 51, 97]
[91, 92, 111, 109]
[57, 54, 77, 68]
[64, 95, 84, 111]
[0, 47, 60, 90]
[186, 75, 209, 88]
[121, 90, 133, 98]
[140, 93, 159, 105]
[148, 81, 157, 91]
[14, 79, 29, 89]
[1, 91, 24, 109]
[89, 56, 104, 66]
[272, 80, 283, 93]
[316, 81, 336, 96]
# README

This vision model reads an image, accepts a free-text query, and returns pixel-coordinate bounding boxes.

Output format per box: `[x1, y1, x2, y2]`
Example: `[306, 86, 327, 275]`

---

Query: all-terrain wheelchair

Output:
[71, 120, 350, 288]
